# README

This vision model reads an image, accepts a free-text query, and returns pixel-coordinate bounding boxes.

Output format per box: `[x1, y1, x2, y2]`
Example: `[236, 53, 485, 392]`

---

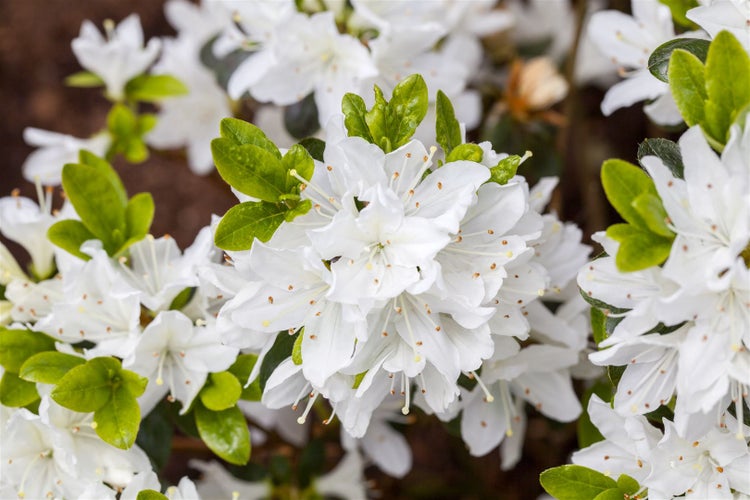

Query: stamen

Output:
[402, 375, 411, 415]
[297, 391, 318, 424]
[469, 371, 495, 402]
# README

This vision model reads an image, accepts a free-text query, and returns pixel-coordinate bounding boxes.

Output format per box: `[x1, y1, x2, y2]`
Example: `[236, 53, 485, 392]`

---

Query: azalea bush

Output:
[1, 0, 749, 499]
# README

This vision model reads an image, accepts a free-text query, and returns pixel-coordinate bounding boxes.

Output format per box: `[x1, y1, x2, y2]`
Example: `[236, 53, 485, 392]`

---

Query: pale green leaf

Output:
[600, 159, 657, 229]
[214, 201, 287, 251]
[631, 193, 674, 238]
[211, 138, 287, 202]
[668, 49, 707, 126]
[219, 117, 281, 158]
[125, 74, 189, 102]
[19, 351, 85, 384]
[540, 465, 618, 500]
[436, 90, 462, 155]
[0, 371, 39, 407]
[388, 73, 429, 149]
[125, 192, 154, 241]
[342, 93, 373, 142]
[94, 387, 141, 449]
[606, 224, 673, 272]
[65, 71, 105, 88]
[200, 371, 242, 411]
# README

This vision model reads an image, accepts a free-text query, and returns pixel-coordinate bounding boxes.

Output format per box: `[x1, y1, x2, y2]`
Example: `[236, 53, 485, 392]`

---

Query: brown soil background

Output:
[0, 1, 659, 498]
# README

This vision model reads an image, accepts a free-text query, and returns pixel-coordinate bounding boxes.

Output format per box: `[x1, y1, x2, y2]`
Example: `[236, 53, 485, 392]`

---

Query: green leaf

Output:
[637, 138, 684, 179]
[632, 193, 674, 238]
[539, 465, 618, 500]
[194, 403, 251, 465]
[0, 328, 56, 372]
[125, 193, 155, 241]
[435, 90, 462, 156]
[284, 93, 320, 140]
[47, 219, 96, 260]
[366, 86, 389, 152]
[137, 490, 168, 500]
[342, 93, 373, 142]
[169, 287, 196, 311]
[78, 150, 129, 206]
[648, 38, 708, 82]
[616, 474, 640, 494]
[298, 439, 326, 489]
[65, 71, 105, 88]
[200, 371, 242, 411]
[284, 199, 312, 223]
[125, 74, 189, 102]
[606, 224, 673, 271]
[292, 330, 304, 366]
[282, 144, 315, 189]
[0, 371, 40, 407]
[668, 48, 707, 127]
[228, 354, 262, 401]
[703, 30, 750, 145]
[577, 379, 612, 448]
[214, 201, 288, 251]
[19, 351, 85, 384]
[299, 137, 326, 162]
[136, 404, 174, 471]
[62, 163, 127, 254]
[600, 159, 658, 229]
[94, 386, 141, 449]
[658, 0, 700, 27]
[352, 371, 367, 389]
[488, 154, 523, 185]
[259, 330, 300, 392]
[211, 138, 288, 202]
[387, 74, 429, 150]
[590, 307, 607, 345]
[446, 143, 484, 164]
[106, 105, 154, 163]
[219, 117, 281, 159]
[51, 357, 121, 412]
[592, 489, 628, 500]
[119, 368, 148, 398]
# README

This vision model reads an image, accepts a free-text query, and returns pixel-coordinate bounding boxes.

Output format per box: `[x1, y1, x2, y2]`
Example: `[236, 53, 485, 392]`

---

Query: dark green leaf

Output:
[648, 38, 708, 82]
[219, 117, 281, 158]
[637, 138, 684, 179]
[200, 371, 242, 411]
[211, 138, 288, 202]
[0, 371, 40, 407]
[577, 378, 612, 448]
[342, 93, 373, 142]
[19, 351, 85, 384]
[125, 74, 189, 102]
[539, 465, 617, 500]
[194, 403, 251, 465]
[284, 93, 320, 140]
[435, 90, 462, 155]
[298, 439, 326, 489]
[0, 328, 56, 372]
[125, 193, 155, 242]
[214, 201, 288, 251]
[47, 219, 96, 260]
[228, 354, 262, 401]
[259, 330, 300, 392]
[299, 137, 326, 162]
[94, 386, 141, 449]
[65, 71, 105, 88]
[446, 143, 484, 164]
[136, 404, 174, 471]
[51, 357, 120, 412]
[668, 49, 707, 127]
[590, 307, 607, 345]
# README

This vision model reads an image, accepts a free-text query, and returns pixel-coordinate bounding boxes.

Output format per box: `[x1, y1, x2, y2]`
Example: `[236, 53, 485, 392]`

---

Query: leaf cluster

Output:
[540, 465, 643, 500]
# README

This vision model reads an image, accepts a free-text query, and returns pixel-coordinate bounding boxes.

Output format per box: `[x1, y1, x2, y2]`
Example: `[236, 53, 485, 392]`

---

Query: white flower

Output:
[688, 0, 750, 52]
[22, 127, 111, 186]
[71, 14, 161, 100]
[123, 310, 239, 414]
[0, 192, 57, 279]
[190, 459, 269, 499]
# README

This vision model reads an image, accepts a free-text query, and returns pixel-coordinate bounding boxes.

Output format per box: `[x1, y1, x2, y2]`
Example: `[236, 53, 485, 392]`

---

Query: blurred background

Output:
[0, 0, 674, 497]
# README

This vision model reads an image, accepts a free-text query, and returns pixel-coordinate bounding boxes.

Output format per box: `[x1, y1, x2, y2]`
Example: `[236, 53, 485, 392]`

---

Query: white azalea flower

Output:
[688, 0, 750, 51]
[190, 459, 269, 500]
[123, 310, 238, 414]
[0, 192, 58, 279]
[71, 14, 161, 100]
[22, 127, 111, 186]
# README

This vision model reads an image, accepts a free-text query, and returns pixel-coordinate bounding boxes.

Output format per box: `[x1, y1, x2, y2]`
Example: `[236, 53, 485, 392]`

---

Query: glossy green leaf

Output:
[214, 201, 288, 251]
[0, 371, 39, 407]
[669, 49, 707, 127]
[94, 386, 141, 449]
[616, 474, 640, 494]
[637, 138, 684, 179]
[200, 371, 242, 411]
[592, 489, 628, 500]
[342, 93, 373, 142]
[436, 90, 462, 156]
[284, 199, 312, 223]
[125, 193, 155, 241]
[259, 330, 300, 392]
[282, 144, 315, 190]
[600, 159, 657, 229]
[228, 354, 262, 401]
[387, 74, 429, 150]
[212, 138, 288, 202]
[65, 71, 104, 88]
[284, 93, 320, 140]
[136, 403, 174, 471]
[446, 144, 484, 164]
[125, 74, 189, 102]
[590, 307, 607, 345]
[136, 490, 168, 500]
[194, 403, 251, 465]
[292, 330, 304, 366]
[220, 117, 281, 158]
[0, 328, 56, 372]
[648, 38, 708, 82]
[703, 30, 750, 145]
[366, 86, 389, 152]
[540, 465, 617, 500]
[19, 351, 85, 384]
[658, 0, 699, 27]
[299, 137, 325, 162]
[632, 193, 674, 238]
[119, 367, 148, 398]
[62, 163, 127, 253]
[606, 224, 673, 271]
[488, 155, 522, 185]
[51, 357, 120, 412]
[577, 379, 611, 449]
[47, 219, 96, 260]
